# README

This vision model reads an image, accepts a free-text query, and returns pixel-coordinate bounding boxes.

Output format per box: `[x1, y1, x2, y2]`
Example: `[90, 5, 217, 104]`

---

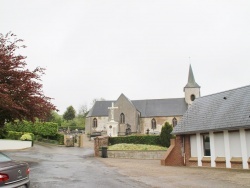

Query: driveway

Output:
[5, 144, 150, 188]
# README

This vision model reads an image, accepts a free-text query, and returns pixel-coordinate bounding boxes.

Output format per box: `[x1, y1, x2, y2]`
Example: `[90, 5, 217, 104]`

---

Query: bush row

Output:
[6, 121, 58, 137]
[35, 133, 64, 145]
[109, 135, 161, 146]
[5, 121, 64, 145]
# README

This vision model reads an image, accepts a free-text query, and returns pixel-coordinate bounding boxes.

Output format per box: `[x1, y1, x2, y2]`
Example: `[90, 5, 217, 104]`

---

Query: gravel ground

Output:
[97, 158, 250, 188]
[84, 136, 250, 188]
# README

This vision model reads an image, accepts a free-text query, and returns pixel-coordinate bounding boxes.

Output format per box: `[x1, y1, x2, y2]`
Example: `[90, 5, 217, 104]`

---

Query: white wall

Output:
[214, 133, 225, 157]
[0, 140, 32, 150]
[190, 135, 197, 157]
[246, 130, 250, 158]
[229, 132, 241, 157]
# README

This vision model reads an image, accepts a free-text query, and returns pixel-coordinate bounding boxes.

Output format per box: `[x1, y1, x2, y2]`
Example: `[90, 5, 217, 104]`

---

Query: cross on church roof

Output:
[108, 102, 118, 121]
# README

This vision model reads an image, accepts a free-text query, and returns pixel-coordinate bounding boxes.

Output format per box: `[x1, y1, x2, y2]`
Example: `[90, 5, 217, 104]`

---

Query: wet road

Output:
[4, 144, 150, 188]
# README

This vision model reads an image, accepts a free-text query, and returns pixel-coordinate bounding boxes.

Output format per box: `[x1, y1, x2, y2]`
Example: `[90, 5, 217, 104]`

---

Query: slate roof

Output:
[87, 98, 188, 118]
[86, 100, 114, 117]
[132, 98, 187, 117]
[173, 85, 250, 135]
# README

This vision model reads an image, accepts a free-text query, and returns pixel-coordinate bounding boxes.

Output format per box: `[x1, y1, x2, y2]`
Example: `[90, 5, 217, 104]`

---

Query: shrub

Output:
[0, 127, 7, 139]
[35, 134, 43, 141]
[5, 121, 35, 133]
[7, 131, 23, 140]
[20, 134, 32, 141]
[109, 135, 161, 146]
[6, 131, 34, 141]
[56, 133, 64, 145]
[35, 122, 58, 137]
[159, 122, 173, 147]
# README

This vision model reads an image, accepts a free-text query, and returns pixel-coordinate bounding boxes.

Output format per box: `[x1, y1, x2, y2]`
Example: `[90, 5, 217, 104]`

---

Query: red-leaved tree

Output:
[0, 32, 57, 128]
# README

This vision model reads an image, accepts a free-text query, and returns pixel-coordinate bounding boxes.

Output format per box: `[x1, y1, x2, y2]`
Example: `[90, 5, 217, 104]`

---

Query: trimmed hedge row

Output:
[109, 135, 161, 146]
[5, 121, 63, 144]
[6, 121, 58, 137]
[35, 133, 64, 145]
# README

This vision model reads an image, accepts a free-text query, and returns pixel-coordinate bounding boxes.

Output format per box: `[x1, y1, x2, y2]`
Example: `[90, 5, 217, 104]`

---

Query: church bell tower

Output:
[184, 65, 200, 105]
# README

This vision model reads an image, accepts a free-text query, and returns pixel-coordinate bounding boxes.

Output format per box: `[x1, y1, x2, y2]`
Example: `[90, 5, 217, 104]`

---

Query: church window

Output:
[151, 118, 156, 130]
[191, 94, 195, 101]
[203, 134, 211, 156]
[93, 118, 97, 128]
[120, 113, 125, 124]
[172, 118, 177, 127]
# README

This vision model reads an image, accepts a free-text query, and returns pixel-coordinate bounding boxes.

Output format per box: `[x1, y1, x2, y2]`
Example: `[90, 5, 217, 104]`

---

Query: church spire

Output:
[184, 64, 200, 89]
[184, 65, 201, 105]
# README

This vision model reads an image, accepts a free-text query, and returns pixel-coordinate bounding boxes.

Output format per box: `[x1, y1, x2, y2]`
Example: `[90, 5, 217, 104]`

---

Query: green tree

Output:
[159, 122, 173, 147]
[63, 106, 76, 121]
[46, 111, 62, 126]
[78, 104, 88, 118]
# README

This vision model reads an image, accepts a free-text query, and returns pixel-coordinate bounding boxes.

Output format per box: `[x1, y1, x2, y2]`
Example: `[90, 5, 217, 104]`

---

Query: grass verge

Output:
[108, 143, 167, 150]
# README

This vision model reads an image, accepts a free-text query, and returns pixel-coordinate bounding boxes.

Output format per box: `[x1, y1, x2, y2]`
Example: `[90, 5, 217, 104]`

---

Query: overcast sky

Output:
[1, 0, 250, 114]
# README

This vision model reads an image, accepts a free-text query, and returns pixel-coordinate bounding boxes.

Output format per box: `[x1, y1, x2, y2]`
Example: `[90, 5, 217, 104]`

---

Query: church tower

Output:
[184, 65, 200, 105]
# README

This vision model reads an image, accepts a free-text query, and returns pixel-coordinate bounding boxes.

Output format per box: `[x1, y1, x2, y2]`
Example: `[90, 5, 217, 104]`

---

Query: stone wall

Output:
[94, 136, 109, 157]
[100, 150, 166, 160]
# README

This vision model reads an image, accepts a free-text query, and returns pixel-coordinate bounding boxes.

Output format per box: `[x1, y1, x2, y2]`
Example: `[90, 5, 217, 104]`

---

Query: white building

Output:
[162, 85, 250, 169]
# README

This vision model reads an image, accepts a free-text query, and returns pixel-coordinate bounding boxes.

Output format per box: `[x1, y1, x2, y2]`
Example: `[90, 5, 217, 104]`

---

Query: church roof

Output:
[86, 100, 114, 117]
[87, 98, 187, 117]
[132, 98, 187, 117]
[184, 65, 200, 89]
[173, 85, 250, 135]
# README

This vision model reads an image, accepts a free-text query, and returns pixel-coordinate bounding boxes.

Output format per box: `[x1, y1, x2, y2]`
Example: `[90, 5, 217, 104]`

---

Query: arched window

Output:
[172, 117, 177, 127]
[93, 118, 97, 128]
[151, 118, 156, 130]
[191, 94, 195, 101]
[120, 113, 125, 124]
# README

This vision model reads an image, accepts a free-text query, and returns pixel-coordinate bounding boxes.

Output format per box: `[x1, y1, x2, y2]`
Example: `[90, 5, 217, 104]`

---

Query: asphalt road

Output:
[4, 144, 150, 188]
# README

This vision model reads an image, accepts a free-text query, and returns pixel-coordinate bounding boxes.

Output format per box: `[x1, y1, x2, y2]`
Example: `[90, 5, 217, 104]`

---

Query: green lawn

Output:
[108, 143, 167, 151]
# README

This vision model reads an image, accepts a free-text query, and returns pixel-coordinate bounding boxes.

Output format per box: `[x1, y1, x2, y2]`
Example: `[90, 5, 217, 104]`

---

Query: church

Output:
[85, 65, 200, 136]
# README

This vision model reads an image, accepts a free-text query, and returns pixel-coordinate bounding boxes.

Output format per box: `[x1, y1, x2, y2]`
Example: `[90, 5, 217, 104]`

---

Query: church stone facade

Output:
[85, 65, 200, 136]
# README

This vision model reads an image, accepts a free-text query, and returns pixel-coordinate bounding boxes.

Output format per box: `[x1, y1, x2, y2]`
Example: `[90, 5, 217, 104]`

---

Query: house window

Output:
[203, 134, 210, 156]
[191, 94, 195, 101]
[172, 118, 177, 127]
[120, 113, 125, 123]
[93, 118, 97, 128]
[151, 118, 156, 130]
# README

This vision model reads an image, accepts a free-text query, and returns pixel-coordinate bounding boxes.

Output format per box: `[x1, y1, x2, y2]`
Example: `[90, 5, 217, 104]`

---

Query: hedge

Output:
[109, 135, 161, 146]
[5, 121, 58, 137]
[5, 121, 60, 143]
[35, 133, 64, 145]
[7, 131, 34, 141]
